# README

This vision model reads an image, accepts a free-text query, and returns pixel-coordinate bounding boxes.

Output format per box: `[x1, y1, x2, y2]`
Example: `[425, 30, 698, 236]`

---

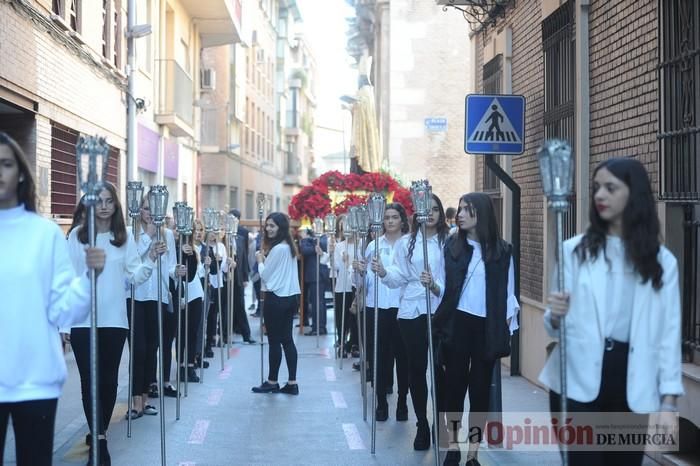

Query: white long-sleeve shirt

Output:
[363, 235, 401, 309]
[333, 240, 356, 293]
[68, 228, 154, 329]
[382, 231, 445, 319]
[258, 242, 301, 297]
[0, 205, 91, 403]
[457, 239, 520, 334]
[134, 226, 176, 303]
[206, 241, 228, 289]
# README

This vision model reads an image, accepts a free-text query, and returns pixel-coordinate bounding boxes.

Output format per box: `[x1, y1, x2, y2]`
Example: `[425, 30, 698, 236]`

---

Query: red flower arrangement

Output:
[288, 171, 413, 221]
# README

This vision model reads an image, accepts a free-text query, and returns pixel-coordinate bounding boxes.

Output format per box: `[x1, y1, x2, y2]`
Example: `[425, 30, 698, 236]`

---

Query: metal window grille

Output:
[542, 0, 576, 239]
[660, 0, 700, 360]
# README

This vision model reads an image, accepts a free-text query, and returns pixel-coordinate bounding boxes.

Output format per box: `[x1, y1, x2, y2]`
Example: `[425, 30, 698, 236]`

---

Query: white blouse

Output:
[456, 239, 520, 334]
[206, 241, 228, 289]
[135, 226, 177, 303]
[333, 240, 356, 293]
[382, 231, 445, 319]
[258, 242, 301, 297]
[363, 235, 402, 309]
[602, 236, 636, 342]
[68, 228, 154, 328]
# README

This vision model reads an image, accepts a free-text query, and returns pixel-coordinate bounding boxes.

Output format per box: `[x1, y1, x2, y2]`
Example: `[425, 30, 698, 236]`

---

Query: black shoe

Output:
[352, 362, 361, 371]
[250, 312, 260, 317]
[248, 304, 256, 310]
[85, 433, 91, 446]
[251, 381, 280, 393]
[376, 405, 388, 422]
[148, 385, 158, 398]
[163, 385, 179, 398]
[180, 367, 200, 383]
[194, 358, 210, 369]
[279, 383, 299, 395]
[413, 420, 430, 450]
[319, 328, 328, 335]
[87, 438, 111, 466]
[443, 450, 461, 466]
[465, 458, 481, 466]
[204, 348, 214, 358]
[396, 402, 408, 421]
[243, 337, 257, 344]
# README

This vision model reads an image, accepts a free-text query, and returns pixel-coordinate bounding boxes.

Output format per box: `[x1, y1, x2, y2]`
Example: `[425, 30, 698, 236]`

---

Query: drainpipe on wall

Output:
[575, 0, 591, 232]
[127, 0, 137, 182]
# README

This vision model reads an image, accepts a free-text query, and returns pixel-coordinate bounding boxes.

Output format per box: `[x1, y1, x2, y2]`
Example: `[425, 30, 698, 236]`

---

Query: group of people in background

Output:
[1, 126, 684, 466]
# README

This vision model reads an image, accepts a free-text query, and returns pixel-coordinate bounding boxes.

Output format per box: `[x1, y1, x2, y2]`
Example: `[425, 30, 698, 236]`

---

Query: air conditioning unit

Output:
[201, 68, 216, 90]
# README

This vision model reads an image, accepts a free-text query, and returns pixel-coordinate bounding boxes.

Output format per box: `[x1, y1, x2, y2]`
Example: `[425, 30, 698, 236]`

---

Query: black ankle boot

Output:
[413, 419, 430, 450]
[87, 438, 111, 466]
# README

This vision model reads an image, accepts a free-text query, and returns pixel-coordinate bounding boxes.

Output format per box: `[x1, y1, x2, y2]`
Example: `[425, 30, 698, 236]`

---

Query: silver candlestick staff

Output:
[313, 217, 325, 348]
[182, 206, 194, 396]
[76, 135, 110, 466]
[256, 193, 267, 384]
[410, 179, 439, 466]
[172, 201, 189, 419]
[348, 206, 364, 410]
[537, 139, 574, 466]
[213, 210, 225, 371]
[339, 213, 353, 370]
[201, 208, 218, 384]
[125, 180, 143, 438]
[225, 213, 240, 357]
[367, 193, 385, 455]
[147, 185, 169, 466]
[356, 205, 371, 422]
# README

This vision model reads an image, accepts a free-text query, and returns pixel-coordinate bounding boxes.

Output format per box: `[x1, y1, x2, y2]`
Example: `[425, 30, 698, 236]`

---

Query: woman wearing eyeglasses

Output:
[434, 193, 519, 466]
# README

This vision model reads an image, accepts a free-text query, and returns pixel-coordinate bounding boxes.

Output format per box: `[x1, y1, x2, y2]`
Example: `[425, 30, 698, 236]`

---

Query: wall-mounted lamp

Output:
[436, 0, 512, 32]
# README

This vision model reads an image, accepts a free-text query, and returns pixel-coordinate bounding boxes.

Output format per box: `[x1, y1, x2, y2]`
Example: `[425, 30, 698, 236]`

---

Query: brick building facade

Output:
[467, 0, 699, 454]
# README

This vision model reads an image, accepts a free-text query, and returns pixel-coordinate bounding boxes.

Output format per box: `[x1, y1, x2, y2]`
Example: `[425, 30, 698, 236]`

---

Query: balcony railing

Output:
[155, 59, 193, 136]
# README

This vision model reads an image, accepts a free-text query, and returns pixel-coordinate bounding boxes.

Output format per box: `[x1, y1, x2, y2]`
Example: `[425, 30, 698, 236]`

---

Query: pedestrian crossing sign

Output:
[464, 94, 526, 155]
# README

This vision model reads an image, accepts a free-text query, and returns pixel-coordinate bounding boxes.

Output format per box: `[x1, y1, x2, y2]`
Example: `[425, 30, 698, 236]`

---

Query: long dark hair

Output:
[77, 182, 127, 247]
[574, 157, 663, 290]
[67, 196, 86, 238]
[0, 132, 37, 212]
[262, 212, 298, 257]
[408, 194, 448, 260]
[384, 202, 410, 235]
[450, 192, 505, 262]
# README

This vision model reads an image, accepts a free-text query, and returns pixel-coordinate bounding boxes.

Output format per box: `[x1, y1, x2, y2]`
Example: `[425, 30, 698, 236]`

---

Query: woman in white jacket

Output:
[540, 158, 684, 466]
[0, 132, 105, 466]
[67, 182, 158, 463]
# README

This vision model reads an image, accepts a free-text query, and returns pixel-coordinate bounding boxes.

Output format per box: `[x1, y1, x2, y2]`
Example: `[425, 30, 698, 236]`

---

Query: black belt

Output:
[604, 337, 629, 352]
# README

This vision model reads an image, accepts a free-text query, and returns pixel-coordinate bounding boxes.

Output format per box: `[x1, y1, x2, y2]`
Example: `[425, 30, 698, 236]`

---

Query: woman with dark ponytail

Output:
[539, 158, 683, 465]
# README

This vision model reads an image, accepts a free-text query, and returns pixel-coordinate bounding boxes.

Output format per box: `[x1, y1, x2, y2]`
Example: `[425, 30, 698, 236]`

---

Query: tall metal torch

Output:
[201, 208, 217, 384]
[339, 213, 353, 370]
[410, 179, 439, 466]
[324, 213, 337, 358]
[225, 213, 240, 357]
[172, 201, 189, 419]
[147, 185, 169, 466]
[125, 180, 143, 438]
[76, 135, 110, 466]
[367, 193, 385, 455]
[313, 217, 325, 348]
[356, 205, 371, 422]
[537, 139, 574, 466]
[256, 193, 267, 384]
[182, 206, 194, 396]
[212, 210, 225, 371]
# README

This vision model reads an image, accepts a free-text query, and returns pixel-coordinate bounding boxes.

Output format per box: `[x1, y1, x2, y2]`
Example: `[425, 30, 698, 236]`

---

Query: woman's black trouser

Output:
[206, 285, 226, 345]
[180, 297, 203, 365]
[549, 339, 648, 466]
[162, 307, 177, 381]
[334, 291, 355, 350]
[264, 292, 299, 381]
[398, 314, 446, 423]
[71, 327, 127, 435]
[444, 312, 496, 444]
[0, 398, 57, 466]
[365, 307, 408, 408]
[129, 300, 162, 394]
[232, 281, 252, 340]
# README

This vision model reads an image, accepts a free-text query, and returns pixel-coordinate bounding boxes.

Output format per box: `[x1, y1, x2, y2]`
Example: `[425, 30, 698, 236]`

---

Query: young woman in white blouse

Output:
[355, 202, 410, 423]
[373, 194, 448, 451]
[0, 132, 105, 466]
[132, 195, 177, 415]
[252, 212, 301, 395]
[204, 230, 228, 353]
[67, 182, 162, 463]
[540, 158, 683, 466]
[434, 192, 519, 466]
[329, 216, 358, 357]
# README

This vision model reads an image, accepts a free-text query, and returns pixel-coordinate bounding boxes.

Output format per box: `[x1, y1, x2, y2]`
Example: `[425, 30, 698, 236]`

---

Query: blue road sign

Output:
[464, 94, 526, 155]
[424, 117, 447, 132]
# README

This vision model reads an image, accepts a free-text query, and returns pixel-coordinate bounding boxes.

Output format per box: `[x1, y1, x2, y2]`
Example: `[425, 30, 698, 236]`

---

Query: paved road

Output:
[2, 286, 658, 465]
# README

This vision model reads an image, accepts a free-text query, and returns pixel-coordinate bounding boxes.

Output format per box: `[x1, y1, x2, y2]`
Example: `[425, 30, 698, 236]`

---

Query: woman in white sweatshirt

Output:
[0, 132, 105, 466]
[67, 182, 159, 463]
